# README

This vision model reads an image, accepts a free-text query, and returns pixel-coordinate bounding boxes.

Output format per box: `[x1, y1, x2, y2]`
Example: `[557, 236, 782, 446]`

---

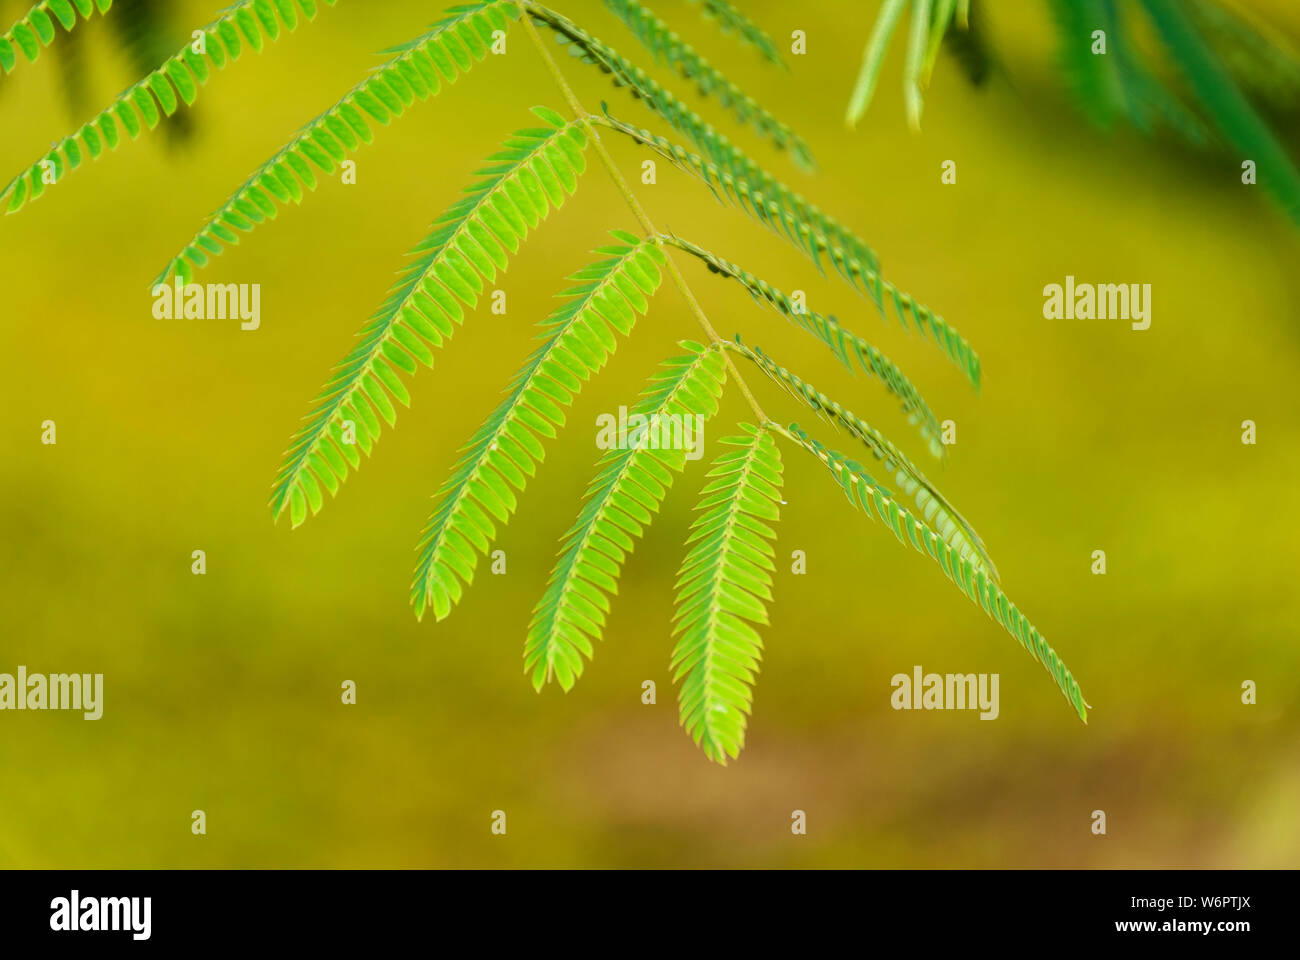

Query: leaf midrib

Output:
[416, 240, 647, 590]
[273, 118, 579, 517]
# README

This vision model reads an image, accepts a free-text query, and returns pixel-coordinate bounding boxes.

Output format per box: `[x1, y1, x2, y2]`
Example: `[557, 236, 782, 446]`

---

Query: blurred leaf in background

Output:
[1, 0, 195, 140]
[847, 0, 1300, 224]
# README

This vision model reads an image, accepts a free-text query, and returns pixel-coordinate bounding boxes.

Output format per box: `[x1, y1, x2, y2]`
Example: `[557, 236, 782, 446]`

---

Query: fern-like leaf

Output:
[526, 3, 840, 229]
[684, 0, 785, 68]
[526, 341, 727, 691]
[728, 336, 996, 580]
[921, 0, 959, 86]
[779, 422, 1087, 721]
[1047, 0, 1209, 145]
[1, 0, 336, 215]
[411, 231, 666, 621]
[0, 0, 110, 78]
[599, 111, 982, 389]
[664, 234, 945, 457]
[1187, 0, 1300, 116]
[902, 0, 934, 131]
[672, 422, 782, 764]
[845, 0, 907, 129]
[158, 0, 517, 283]
[599, 0, 813, 169]
[1141, 0, 1300, 224]
[270, 107, 588, 527]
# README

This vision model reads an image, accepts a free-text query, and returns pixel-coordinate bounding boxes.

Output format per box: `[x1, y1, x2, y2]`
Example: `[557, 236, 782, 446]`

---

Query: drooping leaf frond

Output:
[157, 0, 517, 283]
[902, 0, 934, 131]
[269, 107, 589, 528]
[728, 337, 996, 581]
[1141, 0, 1300, 224]
[526, 341, 727, 691]
[1046, 0, 1208, 143]
[598, 111, 982, 389]
[663, 234, 945, 457]
[921, 0, 959, 86]
[846, 0, 966, 130]
[671, 422, 782, 764]
[683, 0, 785, 68]
[845, 0, 906, 129]
[411, 231, 666, 621]
[1, 0, 337, 215]
[598, 0, 814, 169]
[592, 109, 882, 290]
[1049, 0, 1130, 128]
[778, 422, 1088, 722]
[525, 2, 835, 207]
[1187, 0, 1300, 116]
[0, 0, 110, 78]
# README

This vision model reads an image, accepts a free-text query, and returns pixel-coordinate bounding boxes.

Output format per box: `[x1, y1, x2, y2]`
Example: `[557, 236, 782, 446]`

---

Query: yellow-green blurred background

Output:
[1, 0, 1298, 868]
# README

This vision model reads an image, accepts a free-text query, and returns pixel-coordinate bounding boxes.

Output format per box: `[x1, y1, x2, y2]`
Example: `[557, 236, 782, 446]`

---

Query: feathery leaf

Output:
[672, 422, 782, 764]
[684, 0, 785, 68]
[1187, 0, 1300, 116]
[922, 0, 959, 85]
[1, 0, 336, 216]
[599, 0, 813, 169]
[270, 107, 589, 528]
[664, 233, 945, 458]
[599, 110, 982, 389]
[902, 0, 933, 131]
[1047, 0, 1209, 144]
[1046, 0, 1126, 128]
[526, 341, 727, 691]
[411, 231, 666, 621]
[157, 0, 517, 283]
[845, 0, 907, 129]
[1141, 0, 1300, 224]
[728, 337, 995, 580]
[0, 0, 111, 78]
[526, 2, 829, 200]
[778, 422, 1087, 722]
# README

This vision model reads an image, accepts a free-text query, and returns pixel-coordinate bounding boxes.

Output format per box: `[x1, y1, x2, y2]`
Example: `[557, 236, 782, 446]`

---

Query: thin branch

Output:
[515, 0, 770, 426]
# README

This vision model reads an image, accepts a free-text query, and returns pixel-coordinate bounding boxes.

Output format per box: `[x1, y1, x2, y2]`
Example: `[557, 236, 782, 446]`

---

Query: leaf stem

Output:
[516, 1, 771, 428]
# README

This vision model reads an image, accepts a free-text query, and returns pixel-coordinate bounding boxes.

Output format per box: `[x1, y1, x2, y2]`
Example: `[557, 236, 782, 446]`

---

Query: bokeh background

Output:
[1, 0, 1298, 868]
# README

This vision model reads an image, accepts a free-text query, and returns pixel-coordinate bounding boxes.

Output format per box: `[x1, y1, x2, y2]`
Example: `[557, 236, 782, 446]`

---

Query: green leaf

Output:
[411, 233, 667, 621]
[600, 0, 813, 169]
[672, 423, 783, 764]
[903, 0, 933, 131]
[157, 0, 517, 283]
[779, 422, 1088, 723]
[666, 234, 946, 457]
[728, 336, 996, 580]
[1141, 0, 1300, 224]
[527, 342, 727, 691]
[0, 0, 338, 212]
[531, 4, 832, 209]
[683, 0, 784, 67]
[845, 0, 907, 128]
[601, 114, 982, 389]
[270, 108, 589, 527]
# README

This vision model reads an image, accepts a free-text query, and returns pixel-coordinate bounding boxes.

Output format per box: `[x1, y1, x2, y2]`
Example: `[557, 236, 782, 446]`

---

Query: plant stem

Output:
[516, 2, 771, 428]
